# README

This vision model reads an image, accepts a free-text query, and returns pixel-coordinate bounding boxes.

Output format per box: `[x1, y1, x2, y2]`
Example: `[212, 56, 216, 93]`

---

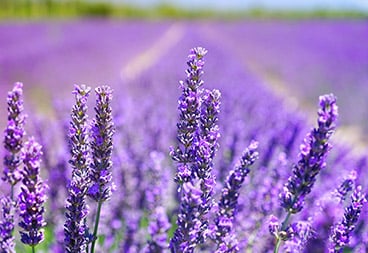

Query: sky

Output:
[116, 0, 368, 11]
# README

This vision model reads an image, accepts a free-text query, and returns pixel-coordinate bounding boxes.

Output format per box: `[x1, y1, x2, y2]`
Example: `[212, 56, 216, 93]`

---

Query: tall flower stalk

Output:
[214, 141, 259, 252]
[88, 86, 115, 253]
[169, 47, 207, 252]
[274, 94, 338, 252]
[328, 185, 367, 252]
[64, 85, 91, 253]
[170, 47, 207, 183]
[18, 138, 47, 253]
[145, 152, 170, 253]
[170, 47, 221, 252]
[0, 197, 15, 253]
[3, 82, 27, 200]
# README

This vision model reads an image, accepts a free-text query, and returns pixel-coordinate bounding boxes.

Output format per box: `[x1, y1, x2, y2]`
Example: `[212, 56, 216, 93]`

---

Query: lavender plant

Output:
[88, 85, 115, 253]
[214, 141, 259, 252]
[18, 137, 47, 253]
[3, 82, 27, 199]
[328, 185, 367, 252]
[170, 47, 212, 252]
[145, 152, 170, 252]
[0, 197, 15, 253]
[64, 84, 92, 253]
[274, 94, 338, 252]
[170, 47, 207, 183]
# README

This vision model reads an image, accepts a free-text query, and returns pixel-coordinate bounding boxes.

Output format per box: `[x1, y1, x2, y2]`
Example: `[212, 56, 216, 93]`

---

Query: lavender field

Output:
[1, 20, 368, 253]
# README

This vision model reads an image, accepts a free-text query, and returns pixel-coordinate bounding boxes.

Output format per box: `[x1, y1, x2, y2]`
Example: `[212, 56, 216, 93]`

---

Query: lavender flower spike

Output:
[169, 181, 203, 253]
[18, 138, 47, 249]
[170, 47, 207, 183]
[146, 152, 170, 253]
[214, 141, 259, 252]
[88, 85, 115, 253]
[192, 89, 221, 246]
[328, 185, 367, 252]
[0, 197, 15, 253]
[88, 85, 114, 202]
[170, 47, 214, 252]
[64, 84, 91, 253]
[275, 94, 338, 253]
[281, 94, 338, 214]
[3, 82, 27, 196]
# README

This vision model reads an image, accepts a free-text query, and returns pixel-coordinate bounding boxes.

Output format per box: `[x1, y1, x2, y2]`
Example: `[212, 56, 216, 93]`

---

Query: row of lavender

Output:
[205, 20, 368, 132]
[2, 45, 368, 253]
[0, 20, 171, 120]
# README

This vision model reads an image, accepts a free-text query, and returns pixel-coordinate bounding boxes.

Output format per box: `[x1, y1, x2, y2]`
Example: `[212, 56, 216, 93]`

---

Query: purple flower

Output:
[328, 185, 367, 252]
[280, 94, 338, 214]
[283, 220, 314, 253]
[88, 85, 115, 202]
[170, 181, 203, 253]
[145, 152, 170, 252]
[0, 197, 15, 253]
[146, 206, 171, 253]
[170, 48, 221, 252]
[64, 84, 91, 253]
[170, 47, 208, 182]
[333, 170, 356, 203]
[3, 82, 27, 190]
[214, 141, 259, 251]
[18, 138, 47, 247]
[269, 215, 280, 237]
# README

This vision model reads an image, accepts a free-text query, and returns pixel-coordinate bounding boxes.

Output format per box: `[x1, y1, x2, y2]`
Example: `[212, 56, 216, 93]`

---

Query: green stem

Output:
[274, 239, 282, 253]
[90, 200, 103, 253]
[10, 185, 14, 201]
[273, 212, 292, 253]
[281, 212, 292, 231]
[32, 245, 35, 253]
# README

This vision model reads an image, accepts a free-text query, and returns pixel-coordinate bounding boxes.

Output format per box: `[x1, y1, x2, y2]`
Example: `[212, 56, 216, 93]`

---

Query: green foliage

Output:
[0, 0, 367, 20]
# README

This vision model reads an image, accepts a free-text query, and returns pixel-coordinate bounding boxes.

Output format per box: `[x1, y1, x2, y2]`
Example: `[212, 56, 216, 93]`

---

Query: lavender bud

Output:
[269, 215, 280, 237]
[88, 85, 115, 202]
[284, 220, 314, 252]
[64, 84, 91, 253]
[281, 94, 338, 213]
[328, 185, 367, 252]
[214, 141, 259, 250]
[0, 197, 15, 252]
[3, 82, 27, 187]
[18, 138, 47, 246]
[171, 47, 207, 174]
[333, 171, 356, 203]
[170, 181, 203, 253]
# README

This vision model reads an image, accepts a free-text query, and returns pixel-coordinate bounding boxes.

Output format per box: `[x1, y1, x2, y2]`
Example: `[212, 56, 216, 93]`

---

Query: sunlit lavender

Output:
[1, 22, 368, 253]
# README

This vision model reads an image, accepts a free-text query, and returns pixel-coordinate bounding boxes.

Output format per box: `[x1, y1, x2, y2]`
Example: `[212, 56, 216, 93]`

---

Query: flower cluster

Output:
[333, 171, 356, 203]
[145, 152, 170, 252]
[328, 185, 367, 252]
[88, 85, 115, 202]
[170, 47, 208, 183]
[3, 82, 27, 190]
[280, 94, 338, 213]
[64, 84, 92, 253]
[170, 181, 203, 252]
[214, 141, 259, 251]
[170, 47, 222, 252]
[18, 138, 47, 246]
[284, 220, 314, 252]
[0, 197, 15, 253]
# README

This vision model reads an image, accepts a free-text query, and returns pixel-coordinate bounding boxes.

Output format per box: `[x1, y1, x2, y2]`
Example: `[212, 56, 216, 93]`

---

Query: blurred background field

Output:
[1, 0, 368, 144]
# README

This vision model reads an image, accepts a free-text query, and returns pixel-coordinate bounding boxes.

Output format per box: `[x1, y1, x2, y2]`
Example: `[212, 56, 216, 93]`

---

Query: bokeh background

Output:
[1, 0, 368, 142]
